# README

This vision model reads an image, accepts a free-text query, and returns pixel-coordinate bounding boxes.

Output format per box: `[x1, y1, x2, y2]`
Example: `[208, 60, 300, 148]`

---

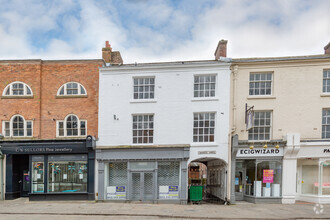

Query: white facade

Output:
[98, 61, 231, 163]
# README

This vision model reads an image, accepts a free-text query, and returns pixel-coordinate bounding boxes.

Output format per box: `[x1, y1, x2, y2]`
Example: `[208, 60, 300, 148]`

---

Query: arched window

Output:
[57, 82, 87, 96]
[2, 115, 33, 137]
[2, 81, 33, 96]
[56, 114, 87, 137]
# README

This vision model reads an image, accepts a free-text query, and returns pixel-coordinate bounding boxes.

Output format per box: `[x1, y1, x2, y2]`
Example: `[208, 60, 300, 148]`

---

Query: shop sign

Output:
[324, 149, 330, 153]
[1, 144, 87, 154]
[263, 169, 274, 183]
[159, 185, 179, 199]
[106, 186, 126, 199]
[236, 148, 283, 158]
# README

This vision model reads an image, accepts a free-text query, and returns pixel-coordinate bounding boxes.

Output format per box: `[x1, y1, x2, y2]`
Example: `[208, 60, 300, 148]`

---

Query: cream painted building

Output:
[230, 43, 330, 204]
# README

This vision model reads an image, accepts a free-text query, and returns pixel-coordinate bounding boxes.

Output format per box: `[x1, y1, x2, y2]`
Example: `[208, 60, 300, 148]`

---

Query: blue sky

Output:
[0, 0, 329, 63]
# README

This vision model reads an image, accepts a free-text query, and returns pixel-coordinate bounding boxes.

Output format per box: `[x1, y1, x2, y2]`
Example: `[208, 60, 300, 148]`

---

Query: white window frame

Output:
[132, 114, 154, 144]
[194, 75, 217, 98]
[2, 81, 33, 97]
[322, 109, 330, 139]
[248, 111, 272, 141]
[2, 115, 33, 137]
[193, 112, 216, 143]
[133, 77, 155, 100]
[323, 70, 330, 93]
[57, 82, 87, 96]
[56, 114, 87, 137]
[249, 73, 273, 96]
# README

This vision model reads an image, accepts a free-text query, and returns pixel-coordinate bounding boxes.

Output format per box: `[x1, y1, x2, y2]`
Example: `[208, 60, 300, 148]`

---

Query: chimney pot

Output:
[215, 39, 228, 60]
[324, 42, 330, 55]
[102, 40, 123, 65]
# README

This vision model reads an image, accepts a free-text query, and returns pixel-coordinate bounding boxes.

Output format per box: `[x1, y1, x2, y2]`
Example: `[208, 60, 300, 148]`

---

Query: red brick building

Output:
[0, 42, 122, 200]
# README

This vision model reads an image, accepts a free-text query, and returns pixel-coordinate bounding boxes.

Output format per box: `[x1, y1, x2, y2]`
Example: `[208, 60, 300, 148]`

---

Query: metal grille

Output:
[144, 173, 153, 200]
[158, 161, 180, 186]
[131, 173, 140, 200]
[109, 162, 127, 186]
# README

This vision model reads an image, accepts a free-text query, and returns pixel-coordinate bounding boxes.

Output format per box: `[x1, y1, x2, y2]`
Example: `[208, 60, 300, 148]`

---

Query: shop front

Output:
[231, 136, 285, 203]
[296, 142, 330, 204]
[96, 146, 189, 204]
[1, 136, 95, 200]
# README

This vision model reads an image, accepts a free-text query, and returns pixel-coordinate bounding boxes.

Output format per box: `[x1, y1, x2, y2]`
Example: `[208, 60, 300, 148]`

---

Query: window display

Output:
[32, 162, 44, 193]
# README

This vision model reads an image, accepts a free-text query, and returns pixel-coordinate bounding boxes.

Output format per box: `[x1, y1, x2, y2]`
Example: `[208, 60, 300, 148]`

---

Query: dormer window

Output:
[2, 82, 33, 97]
[57, 82, 87, 96]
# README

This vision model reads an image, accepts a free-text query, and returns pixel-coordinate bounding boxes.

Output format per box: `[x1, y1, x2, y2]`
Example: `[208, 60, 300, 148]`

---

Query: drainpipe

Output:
[0, 133, 4, 200]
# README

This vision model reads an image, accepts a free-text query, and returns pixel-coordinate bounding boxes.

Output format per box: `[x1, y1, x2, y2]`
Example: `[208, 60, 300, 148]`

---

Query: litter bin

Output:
[189, 185, 203, 204]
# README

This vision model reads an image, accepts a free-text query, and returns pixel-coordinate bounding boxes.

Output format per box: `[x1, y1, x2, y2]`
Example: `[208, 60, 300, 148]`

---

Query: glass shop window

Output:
[301, 160, 319, 195]
[322, 161, 330, 195]
[32, 162, 44, 193]
[158, 161, 180, 199]
[107, 162, 128, 200]
[48, 161, 88, 193]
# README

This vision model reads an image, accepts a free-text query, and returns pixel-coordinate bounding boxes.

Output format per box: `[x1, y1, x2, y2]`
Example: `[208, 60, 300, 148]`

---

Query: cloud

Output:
[0, 0, 328, 62]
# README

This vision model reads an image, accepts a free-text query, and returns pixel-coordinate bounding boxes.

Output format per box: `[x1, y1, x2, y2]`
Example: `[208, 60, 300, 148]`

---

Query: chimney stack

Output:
[325, 42, 330, 55]
[214, 39, 227, 60]
[102, 41, 123, 65]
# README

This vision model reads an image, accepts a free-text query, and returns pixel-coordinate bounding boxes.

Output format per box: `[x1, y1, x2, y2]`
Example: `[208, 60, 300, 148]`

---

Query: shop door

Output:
[235, 170, 244, 201]
[131, 172, 154, 201]
[22, 170, 30, 197]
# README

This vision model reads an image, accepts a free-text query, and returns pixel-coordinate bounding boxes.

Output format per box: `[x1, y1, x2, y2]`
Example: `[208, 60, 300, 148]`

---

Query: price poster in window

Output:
[263, 169, 274, 183]
[159, 186, 179, 199]
[106, 186, 126, 199]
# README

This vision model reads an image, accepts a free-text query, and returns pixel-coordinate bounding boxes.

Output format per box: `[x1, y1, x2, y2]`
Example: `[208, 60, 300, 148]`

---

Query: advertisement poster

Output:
[235, 177, 239, 185]
[159, 185, 179, 199]
[106, 186, 126, 199]
[263, 169, 274, 183]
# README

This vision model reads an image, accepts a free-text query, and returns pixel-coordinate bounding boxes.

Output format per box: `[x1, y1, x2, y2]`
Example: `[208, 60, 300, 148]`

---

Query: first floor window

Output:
[193, 112, 215, 142]
[133, 77, 155, 99]
[132, 114, 154, 144]
[322, 109, 330, 139]
[2, 115, 33, 137]
[248, 111, 272, 141]
[57, 114, 87, 137]
[194, 75, 216, 97]
[249, 73, 272, 96]
[323, 70, 330, 93]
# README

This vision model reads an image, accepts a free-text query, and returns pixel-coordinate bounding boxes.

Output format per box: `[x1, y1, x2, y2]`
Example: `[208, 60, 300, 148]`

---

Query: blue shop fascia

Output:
[1, 136, 95, 201]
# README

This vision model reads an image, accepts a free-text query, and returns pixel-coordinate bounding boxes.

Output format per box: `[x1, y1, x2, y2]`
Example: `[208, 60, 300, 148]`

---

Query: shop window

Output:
[301, 160, 319, 195]
[193, 112, 215, 142]
[56, 114, 87, 137]
[32, 162, 44, 193]
[48, 161, 88, 193]
[245, 160, 282, 197]
[248, 111, 272, 141]
[158, 161, 180, 199]
[322, 109, 330, 139]
[194, 75, 216, 97]
[2, 115, 33, 137]
[132, 114, 154, 144]
[322, 161, 330, 195]
[2, 81, 33, 97]
[57, 82, 87, 96]
[107, 162, 128, 200]
[249, 73, 272, 95]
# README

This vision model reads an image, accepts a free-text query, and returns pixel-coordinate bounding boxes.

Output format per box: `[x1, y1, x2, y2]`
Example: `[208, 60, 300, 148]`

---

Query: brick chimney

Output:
[325, 42, 330, 55]
[102, 41, 123, 65]
[214, 39, 227, 60]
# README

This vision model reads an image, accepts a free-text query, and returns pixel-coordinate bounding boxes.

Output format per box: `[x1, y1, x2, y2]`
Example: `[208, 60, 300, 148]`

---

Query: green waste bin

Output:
[189, 185, 203, 203]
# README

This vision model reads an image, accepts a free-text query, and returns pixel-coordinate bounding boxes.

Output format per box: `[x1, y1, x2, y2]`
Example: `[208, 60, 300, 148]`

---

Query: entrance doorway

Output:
[130, 172, 154, 201]
[235, 170, 244, 200]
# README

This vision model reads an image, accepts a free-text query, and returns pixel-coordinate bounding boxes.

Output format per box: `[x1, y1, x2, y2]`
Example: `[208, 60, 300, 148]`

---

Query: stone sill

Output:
[191, 97, 219, 102]
[55, 95, 88, 99]
[320, 93, 330, 97]
[130, 99, 157, 104]
[247, 95, 276, 100]
[1, 96, 34, 99]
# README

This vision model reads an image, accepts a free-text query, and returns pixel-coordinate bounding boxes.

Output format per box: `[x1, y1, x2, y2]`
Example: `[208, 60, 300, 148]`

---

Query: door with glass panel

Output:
[235, 170, 244, 200]
[130, 172, 154, 201]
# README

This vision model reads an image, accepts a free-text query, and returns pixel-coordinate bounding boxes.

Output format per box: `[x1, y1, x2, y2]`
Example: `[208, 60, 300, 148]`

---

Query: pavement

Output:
[0, 198, 330, 219]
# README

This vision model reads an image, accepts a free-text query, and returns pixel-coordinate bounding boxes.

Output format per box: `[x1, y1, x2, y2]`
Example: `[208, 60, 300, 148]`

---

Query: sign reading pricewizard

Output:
[159, 185, 179, 199]
[236, 147, 283, 158]
[106, 186, 126, 200]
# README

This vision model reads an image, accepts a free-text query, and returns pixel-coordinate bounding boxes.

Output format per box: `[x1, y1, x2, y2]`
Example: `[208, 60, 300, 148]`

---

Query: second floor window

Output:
[248, 111, 272, 141]
[322, 109, 330, 139]
[2, 115, 33, 137]
[57, 82, 87, 96]
[132, 114, 154, 144]
[193, 112, 215, 142]
[249, 73, 272, 96]
[57, 115, 87, 137]
[194, 75, 216, 97]
[323, 70, 330, 93]
[133, 77, 155, 99]
[2, 81, 33, 97]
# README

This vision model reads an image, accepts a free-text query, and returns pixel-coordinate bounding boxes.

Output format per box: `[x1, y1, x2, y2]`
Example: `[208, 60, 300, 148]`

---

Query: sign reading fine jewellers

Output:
[236, 147, 283, 158]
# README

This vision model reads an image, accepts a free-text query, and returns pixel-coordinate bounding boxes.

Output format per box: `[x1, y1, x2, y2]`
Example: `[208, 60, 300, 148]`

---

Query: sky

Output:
[0, 0, 329, 63]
